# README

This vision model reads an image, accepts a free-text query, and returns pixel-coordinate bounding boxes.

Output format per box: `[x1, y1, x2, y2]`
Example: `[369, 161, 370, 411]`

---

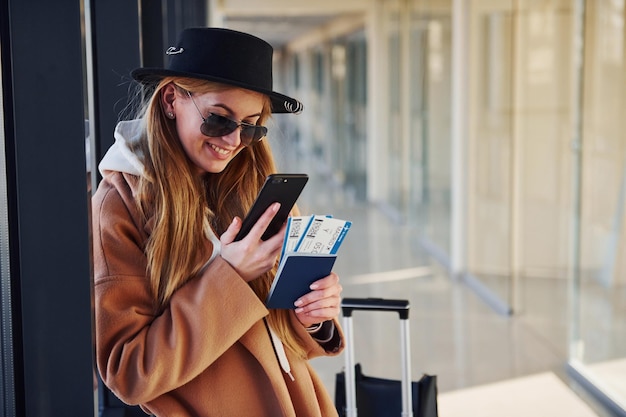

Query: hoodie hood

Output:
[98, 119, 223, 260]
[98, 120, 146, 178]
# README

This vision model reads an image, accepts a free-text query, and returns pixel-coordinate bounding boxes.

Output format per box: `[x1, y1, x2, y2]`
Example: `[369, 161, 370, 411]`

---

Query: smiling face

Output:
[161, 83, 267, 175]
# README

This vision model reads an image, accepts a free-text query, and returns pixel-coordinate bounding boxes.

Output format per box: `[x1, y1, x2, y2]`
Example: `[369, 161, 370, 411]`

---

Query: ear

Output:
[161, 83, 177, 114]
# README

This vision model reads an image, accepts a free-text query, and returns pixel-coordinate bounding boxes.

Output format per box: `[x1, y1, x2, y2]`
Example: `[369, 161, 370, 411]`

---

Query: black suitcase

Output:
[335, 298, 438, 417]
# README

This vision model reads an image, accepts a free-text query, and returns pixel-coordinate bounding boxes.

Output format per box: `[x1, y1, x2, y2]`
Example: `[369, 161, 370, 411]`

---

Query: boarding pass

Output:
[281, 215, 351, 258]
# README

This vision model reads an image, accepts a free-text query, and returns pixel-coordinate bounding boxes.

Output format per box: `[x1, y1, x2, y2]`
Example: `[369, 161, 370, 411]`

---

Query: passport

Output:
[265, 253, 337, 309]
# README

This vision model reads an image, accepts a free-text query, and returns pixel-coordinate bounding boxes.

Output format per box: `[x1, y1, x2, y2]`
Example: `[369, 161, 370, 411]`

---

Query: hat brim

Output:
[131, 68, 303, 114]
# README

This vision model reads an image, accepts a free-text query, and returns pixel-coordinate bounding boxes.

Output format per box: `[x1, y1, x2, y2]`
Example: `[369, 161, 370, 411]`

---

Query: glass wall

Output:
[383, 0, 406, 216]
[467, 0, 515, 307]
[569, 0, 626, 412]
[330, 32, 368, 200]
[281, 28, 368, 202]
[410, 0, 453, 255]
[466, 0, 576, 323]
[273, 0, 624, 410]
[378, 0, 453, 251]
[463, 0, 625, 410]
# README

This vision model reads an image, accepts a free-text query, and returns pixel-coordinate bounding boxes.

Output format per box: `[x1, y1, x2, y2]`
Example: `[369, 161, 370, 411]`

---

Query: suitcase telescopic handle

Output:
[341, 297, 410, 319]
[341, 297, 413, 417]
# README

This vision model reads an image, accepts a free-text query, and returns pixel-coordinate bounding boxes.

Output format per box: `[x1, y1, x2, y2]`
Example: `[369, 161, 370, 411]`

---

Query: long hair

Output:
[134, 77, 307, 358]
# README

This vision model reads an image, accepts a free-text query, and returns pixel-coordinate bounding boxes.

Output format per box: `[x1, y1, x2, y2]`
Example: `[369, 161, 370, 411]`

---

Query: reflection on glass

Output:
[409, 0, 453, 255]
[467, 4, 513, 308]
[570, 0, 626, 410]
[386, 1, 405, 216]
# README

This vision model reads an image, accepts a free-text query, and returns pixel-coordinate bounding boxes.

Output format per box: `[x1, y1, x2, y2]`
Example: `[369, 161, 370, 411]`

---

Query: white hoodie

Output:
[98, 120, 146, 177]
[97, 119, 222, 262]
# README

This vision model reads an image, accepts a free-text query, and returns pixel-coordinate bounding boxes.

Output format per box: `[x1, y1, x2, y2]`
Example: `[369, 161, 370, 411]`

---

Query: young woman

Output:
[92, 27, 344, 417]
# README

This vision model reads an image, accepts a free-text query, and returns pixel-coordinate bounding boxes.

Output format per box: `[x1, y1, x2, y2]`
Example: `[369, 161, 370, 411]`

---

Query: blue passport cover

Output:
[265, 253, 337, 309]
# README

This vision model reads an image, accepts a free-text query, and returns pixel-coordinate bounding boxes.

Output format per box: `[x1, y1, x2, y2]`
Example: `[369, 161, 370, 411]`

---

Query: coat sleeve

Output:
[92, 177, 268, 405]
[288, 312, 344, 359]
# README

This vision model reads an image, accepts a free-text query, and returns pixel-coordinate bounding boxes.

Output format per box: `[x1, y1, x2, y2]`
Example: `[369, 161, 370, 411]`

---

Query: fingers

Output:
[294, 273, 342, 325]
[220, 216, 242, 245]
[219, 204, 285, 282]
[265, 220, 288, 247]
[248, 202, 281, 241]
[307, 272, 340, 292]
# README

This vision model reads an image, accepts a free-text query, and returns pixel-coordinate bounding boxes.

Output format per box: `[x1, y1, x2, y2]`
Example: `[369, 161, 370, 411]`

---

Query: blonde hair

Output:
[134, 77, 307, 358]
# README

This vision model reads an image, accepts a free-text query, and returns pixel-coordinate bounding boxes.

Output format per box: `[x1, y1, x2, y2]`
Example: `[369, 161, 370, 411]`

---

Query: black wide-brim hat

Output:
[131, 27, 303, 114]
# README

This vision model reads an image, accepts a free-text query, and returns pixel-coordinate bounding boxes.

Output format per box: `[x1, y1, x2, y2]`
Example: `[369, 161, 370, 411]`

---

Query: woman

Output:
[92, 27, 344, 417]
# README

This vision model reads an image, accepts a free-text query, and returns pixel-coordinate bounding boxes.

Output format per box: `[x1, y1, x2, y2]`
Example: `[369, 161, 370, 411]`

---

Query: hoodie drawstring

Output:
[264, 319, 295, 381]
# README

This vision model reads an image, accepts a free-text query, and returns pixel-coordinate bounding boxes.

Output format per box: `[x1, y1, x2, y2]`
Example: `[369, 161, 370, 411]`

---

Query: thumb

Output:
[221, 216, 242, 244]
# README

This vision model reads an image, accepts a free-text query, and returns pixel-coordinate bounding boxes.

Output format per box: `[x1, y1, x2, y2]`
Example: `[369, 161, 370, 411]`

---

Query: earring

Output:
[167, 112, 175, 119]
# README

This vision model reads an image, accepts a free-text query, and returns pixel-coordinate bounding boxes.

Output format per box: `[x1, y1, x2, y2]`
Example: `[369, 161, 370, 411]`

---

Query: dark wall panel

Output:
[1, 0, 95, 415]
[0, 0, 209, 415]
[89, 0, 142, 174]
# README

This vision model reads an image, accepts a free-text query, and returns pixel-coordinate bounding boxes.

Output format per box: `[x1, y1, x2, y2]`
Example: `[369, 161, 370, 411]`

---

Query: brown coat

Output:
[92, 171, 344, 417]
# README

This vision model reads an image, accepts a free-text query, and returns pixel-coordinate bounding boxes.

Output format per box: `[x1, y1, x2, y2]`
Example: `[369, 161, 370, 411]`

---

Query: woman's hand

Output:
[294, 272, 342, 327]
[220, 203, 285, 282]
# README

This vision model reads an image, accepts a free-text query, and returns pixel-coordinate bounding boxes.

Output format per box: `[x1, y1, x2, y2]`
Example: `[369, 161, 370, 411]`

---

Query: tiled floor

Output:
[279, 154, 622, 416]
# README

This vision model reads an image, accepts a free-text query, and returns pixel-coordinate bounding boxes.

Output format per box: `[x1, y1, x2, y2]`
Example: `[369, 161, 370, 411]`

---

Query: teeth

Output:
[210, 143, 229, 155]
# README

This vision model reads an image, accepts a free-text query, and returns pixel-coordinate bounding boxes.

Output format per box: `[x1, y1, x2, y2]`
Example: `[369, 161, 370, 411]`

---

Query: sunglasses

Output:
[186, 91, 268, 146]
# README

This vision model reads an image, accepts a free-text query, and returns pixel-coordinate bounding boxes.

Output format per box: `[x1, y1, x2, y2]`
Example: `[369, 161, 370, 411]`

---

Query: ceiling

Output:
[223, 14, 342, 49]
[215, 0, 367, 49]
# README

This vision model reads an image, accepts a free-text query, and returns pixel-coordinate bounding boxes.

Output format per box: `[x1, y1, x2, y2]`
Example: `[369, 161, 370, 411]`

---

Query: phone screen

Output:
[234, 173, 309, 241]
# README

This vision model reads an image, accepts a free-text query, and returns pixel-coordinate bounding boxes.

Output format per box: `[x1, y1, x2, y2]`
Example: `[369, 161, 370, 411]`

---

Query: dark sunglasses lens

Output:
[200, 114, 238, 137]
[240, 126, 268, 144]
[200, 114, 267, 146]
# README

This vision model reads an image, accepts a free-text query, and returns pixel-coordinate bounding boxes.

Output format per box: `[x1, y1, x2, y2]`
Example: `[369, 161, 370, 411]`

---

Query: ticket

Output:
[281, 216, 310, 258]
[295, 215, 351, 254]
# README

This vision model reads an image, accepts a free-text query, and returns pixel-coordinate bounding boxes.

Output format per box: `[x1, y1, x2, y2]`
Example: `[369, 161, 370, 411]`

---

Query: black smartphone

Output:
[234, 173, 309, 241]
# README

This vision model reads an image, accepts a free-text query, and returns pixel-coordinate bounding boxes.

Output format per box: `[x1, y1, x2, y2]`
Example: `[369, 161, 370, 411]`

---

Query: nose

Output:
[221, 127, 242, 147]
